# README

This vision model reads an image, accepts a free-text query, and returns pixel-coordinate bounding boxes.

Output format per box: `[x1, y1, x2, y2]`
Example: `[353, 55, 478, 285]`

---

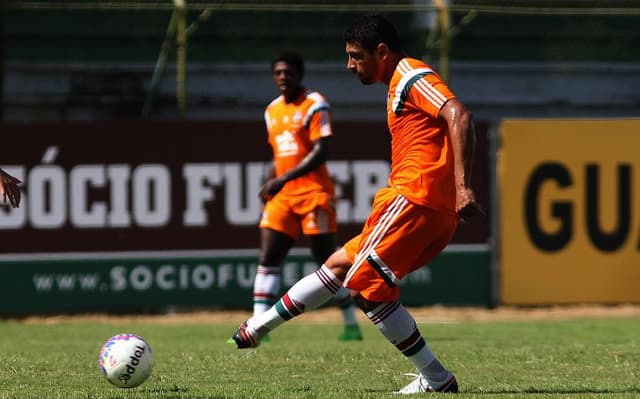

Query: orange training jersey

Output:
[264, 88, 335, 197]
[386, 57, 457, 213]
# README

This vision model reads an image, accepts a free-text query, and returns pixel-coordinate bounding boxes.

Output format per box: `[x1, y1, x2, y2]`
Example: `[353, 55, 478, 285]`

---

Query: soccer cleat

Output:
[230, 322, 261, 349]
[338, 324, 363, 341]
[393, 373, 458, 394]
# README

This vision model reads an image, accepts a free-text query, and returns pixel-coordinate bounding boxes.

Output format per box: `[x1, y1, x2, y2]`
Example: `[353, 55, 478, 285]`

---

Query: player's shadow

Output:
[121, 385, 640, 398]
[142, 386, 277, 399]
[463, 387, 640, 395]
[358, 386, 640, 396]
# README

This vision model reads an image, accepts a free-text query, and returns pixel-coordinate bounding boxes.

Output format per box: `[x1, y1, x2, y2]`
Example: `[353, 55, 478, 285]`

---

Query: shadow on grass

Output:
[464, 387, 640, 394]
[109, 385, 640, 398]
[357, 386, 640, 395]
[139, 385, 215, 398]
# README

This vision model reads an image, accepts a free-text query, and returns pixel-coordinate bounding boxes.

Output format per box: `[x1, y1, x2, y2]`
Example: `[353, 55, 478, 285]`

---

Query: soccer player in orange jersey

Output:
[232, 16, 482, 394]
[251, 51, 362, 341]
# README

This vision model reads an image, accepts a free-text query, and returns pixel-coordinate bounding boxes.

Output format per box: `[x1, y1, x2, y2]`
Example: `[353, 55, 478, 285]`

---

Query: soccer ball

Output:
[98, 333, 153, 388]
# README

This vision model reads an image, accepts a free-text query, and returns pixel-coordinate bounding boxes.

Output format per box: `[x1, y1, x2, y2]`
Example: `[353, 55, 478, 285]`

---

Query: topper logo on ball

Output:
[119, 344, 147, 385]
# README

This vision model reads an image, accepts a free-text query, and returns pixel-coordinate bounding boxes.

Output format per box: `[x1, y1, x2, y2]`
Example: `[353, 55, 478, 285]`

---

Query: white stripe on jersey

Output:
[264, 109, 271, 130]
[413, 79, 447, 109]
[344, 194, 408, 285]
[397, 58, 412, 74]
[264, 96, 284, 130]
[393, 59, 446, 112]
[303, 92, 332, 135]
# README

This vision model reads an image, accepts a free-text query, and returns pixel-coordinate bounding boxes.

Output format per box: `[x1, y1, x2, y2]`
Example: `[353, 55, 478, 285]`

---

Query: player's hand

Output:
[0, 170, 22, 208]
[259, 177, 286, 203]
[456, 186, 484, 222]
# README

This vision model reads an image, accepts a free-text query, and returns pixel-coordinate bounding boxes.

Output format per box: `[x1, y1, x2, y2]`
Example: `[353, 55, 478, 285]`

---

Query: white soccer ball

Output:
[98, 333, 153, 388]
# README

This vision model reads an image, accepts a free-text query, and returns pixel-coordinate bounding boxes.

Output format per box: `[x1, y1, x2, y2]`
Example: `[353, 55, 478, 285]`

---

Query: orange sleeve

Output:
[304, 94, 333, 141]
[307, 109, 332, 141]
[408, 74, 456, 118]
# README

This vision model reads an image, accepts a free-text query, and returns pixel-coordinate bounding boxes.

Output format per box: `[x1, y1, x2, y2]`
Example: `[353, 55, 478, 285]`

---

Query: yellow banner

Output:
[499, 119, 640, 304]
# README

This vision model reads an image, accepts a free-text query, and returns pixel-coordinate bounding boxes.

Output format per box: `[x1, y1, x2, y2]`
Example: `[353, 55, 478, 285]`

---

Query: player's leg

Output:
[354, 294, 457, 393]
[231, 248, 352, 348]
[254, 228, 294, 315]
[343, 189, 458, 393]
[309, 233, 362, 341]
[253, 197, 299, 317]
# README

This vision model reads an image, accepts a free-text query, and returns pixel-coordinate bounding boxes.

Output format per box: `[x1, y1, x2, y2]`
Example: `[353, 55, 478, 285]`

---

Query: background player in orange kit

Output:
[232, 16, 482, 394]
[251, 51, 362, 341]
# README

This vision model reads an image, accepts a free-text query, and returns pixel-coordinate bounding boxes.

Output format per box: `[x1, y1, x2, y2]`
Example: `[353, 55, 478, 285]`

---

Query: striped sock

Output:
[366, 301, 438, 373]
[248, 264, 341, 333]
[253, 265, 280, 316]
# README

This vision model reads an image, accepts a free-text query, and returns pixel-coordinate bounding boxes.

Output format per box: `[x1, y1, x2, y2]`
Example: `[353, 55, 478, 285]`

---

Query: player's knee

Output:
[324, 249, 350, 280]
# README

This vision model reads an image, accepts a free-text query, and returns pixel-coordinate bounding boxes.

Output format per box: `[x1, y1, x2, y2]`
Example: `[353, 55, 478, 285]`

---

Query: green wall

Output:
[0, 248, 491, 314]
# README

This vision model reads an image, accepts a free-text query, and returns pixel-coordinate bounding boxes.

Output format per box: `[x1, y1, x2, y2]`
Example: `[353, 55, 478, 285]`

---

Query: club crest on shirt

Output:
[275, 130, 299, 156]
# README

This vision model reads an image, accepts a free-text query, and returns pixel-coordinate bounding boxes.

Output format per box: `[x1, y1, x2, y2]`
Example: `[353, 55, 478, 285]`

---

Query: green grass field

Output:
[1, 310, 639, 399]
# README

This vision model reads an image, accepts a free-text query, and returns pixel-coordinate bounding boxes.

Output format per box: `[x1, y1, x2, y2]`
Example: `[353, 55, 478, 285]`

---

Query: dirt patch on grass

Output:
[13, 304, 640, 325]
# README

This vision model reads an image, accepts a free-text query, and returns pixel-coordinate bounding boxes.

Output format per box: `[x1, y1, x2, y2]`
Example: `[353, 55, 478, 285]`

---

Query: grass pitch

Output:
[1, 308, 639, 399]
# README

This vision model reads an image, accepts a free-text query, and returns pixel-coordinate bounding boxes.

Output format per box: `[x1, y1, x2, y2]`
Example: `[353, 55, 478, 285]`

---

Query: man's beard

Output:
[358, 75, 375, 85]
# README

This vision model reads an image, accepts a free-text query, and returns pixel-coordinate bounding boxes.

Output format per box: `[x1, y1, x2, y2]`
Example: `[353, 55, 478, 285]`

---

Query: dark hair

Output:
[271, 51, 305, 78]
[344, 14, 402, 53]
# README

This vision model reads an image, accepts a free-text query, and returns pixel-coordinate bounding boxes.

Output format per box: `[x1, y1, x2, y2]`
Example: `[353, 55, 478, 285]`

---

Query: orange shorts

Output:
[342, 187, 458, 302]
[259, 192, 337, 239]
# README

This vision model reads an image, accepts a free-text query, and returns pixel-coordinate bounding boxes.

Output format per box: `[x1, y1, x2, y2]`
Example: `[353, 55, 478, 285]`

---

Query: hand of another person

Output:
[0, 169, 22, 208]
[259, 177, 286, 203]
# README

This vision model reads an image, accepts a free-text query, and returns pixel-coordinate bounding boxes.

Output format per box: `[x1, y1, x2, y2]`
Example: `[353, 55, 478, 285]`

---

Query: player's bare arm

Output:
[0, 168, 22, 208]
[439, 99, 482, 220]
[259, 162, 277, 203]
[259, 136, 330, 202]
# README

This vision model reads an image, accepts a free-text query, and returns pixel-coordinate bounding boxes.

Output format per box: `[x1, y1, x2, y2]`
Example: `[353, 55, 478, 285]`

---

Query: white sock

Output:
[366, 301, 448, 383]
[334, 287, 358, 326]
[248, 264, 341, 334]
[253, 265, 280, 316]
